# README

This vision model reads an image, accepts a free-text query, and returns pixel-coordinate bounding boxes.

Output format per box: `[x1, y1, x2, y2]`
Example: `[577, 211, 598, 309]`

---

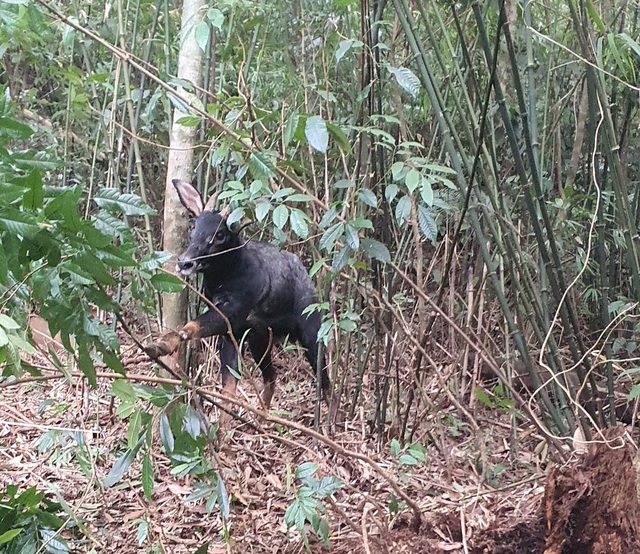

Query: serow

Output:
[145, 179, 330, 419]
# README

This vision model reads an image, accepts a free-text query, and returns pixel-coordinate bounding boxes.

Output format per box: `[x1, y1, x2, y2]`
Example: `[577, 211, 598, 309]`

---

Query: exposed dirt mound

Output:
[542, 426, 640, 554]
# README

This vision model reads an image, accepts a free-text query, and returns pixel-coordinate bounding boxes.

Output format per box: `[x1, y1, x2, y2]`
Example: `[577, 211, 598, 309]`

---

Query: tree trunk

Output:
[161, 0, 206, 370]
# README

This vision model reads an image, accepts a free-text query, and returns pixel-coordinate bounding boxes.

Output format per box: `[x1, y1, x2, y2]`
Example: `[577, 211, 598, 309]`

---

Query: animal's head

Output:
[172, 179, 241, 277]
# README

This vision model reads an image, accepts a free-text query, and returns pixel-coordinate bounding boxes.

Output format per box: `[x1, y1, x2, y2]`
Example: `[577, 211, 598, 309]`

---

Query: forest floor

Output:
[2, 331, 634, 553]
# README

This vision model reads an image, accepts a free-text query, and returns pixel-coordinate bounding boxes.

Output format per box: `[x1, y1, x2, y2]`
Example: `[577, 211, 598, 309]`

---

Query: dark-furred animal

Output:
[145, 179, 330, 416]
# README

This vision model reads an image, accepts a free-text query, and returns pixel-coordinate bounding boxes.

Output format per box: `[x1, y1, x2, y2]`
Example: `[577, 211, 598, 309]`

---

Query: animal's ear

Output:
[172, 179, 204, 217]
[203, 192, 219, 213]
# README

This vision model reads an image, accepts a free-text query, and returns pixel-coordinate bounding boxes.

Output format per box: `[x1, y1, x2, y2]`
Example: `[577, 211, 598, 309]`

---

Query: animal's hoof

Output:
[144, 341, 170, 359]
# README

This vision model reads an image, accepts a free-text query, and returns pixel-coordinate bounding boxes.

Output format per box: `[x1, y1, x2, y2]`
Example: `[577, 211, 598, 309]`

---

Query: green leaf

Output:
[405, 169, 420, 192]
[286, 193, 313, 202]
[296, 462, 318, 479]
[217, 473, 230, 520]
[585, 0, 605, 33]
[104, 446, 138, 487]
[388, 66, 421, 98]
[398, 453, 419, 466]
[248, 152, 276, 179]
[305, 115, 329, 153]
[420, 181, 434, 206]
[207, 8, 224, 30]
[319, 222, 344, 253]
[284, 113, 299, 146]
[0, 529, 22, 544]
[357, 188, 377, 208]
[336, 39, 355, 63]
[137, 519, 149, 546]
[94, 188, 155, 216]
[395, 195, 411, 226]
[195, 20, 210, 51]
[0, 210, 40, 236]
[417, 206, 437, 240]
[0, 314, 20, 330]
[255, 201, 271, 222]
[227, 207, 245, 226]
[391, 161, 405, 181]
[331, 245, 352, 272]
[159, 413, 174, 453]
[183, 405, 202, 440]
[127, 409, 143, 449]
[272, 204, 289, 230]
[361, 238, 390, 263]
[150, 272, 185, 293]
[315, 475, 342, 497]
[290, 209, 309, 239]
[385, 184, 399, 204]
[344, 224, 359, 250]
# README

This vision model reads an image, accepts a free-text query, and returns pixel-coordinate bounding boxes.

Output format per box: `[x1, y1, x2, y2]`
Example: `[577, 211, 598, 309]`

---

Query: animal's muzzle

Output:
[177, 256, 198, 276]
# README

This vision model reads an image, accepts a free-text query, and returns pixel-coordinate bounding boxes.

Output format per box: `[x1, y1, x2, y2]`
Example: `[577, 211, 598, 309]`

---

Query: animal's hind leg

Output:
[248, 329, 276, 409]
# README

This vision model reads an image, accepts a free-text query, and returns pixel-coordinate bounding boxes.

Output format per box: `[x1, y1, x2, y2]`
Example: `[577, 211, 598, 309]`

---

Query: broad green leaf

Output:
[357, 188, 377, 208]
[405, 169, 420, 192]
[150, 272, 185, 293]
[420, 181, 434, 206]
[388, 66, 421, 98]
[290, 208, 309, 239]
[159, 413, 175, 453]
[319, 206, 338, 229]
[326, 121, 352, 153]
[255, 201, 271, 222]
[305, 115, 329, 153]
[286, 193, 313, 202]
[0, 314, 20, 330]
[385, 184, 399, 204]
[248, 152, 276, 179]
[417, 206, 437, 240]
[195, 20, 210, 52]
[395, 195, 411, 226]
[227, 207, 245, 226]
[207, 8, 224, 30]
[217, 473, 230, 520]
[284, 113, 299, 146]
[0, 210, 40, 236]
[273, 204, 289, 229]
[0, 529, 22, 544]
[183, 405, 202, 440]
[319, 222, 344, 253]
[336, 39, 355, 63]
[104, 446, 139, 487]
[331, 245, 352, 272]
[344, 224, 359, 250]
[0, 115, 33, 136]
[127, 409, 143, 449]
[94, 188, 155, 216]
[296, 462, 318, 479]
[315, 475, 342, 497]
[361, 238, 390, 263]
[137, 520, 149, 546]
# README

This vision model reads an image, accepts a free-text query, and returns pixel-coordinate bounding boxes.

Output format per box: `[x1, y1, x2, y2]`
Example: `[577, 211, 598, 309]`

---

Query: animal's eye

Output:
[215, 230, 225, 240]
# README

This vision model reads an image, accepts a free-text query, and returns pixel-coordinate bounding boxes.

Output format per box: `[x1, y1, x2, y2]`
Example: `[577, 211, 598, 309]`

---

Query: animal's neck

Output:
[201, 242, 246, 283]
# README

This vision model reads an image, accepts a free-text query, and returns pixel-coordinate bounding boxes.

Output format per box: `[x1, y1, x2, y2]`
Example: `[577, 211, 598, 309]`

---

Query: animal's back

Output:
[244, 241, 317, 335]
